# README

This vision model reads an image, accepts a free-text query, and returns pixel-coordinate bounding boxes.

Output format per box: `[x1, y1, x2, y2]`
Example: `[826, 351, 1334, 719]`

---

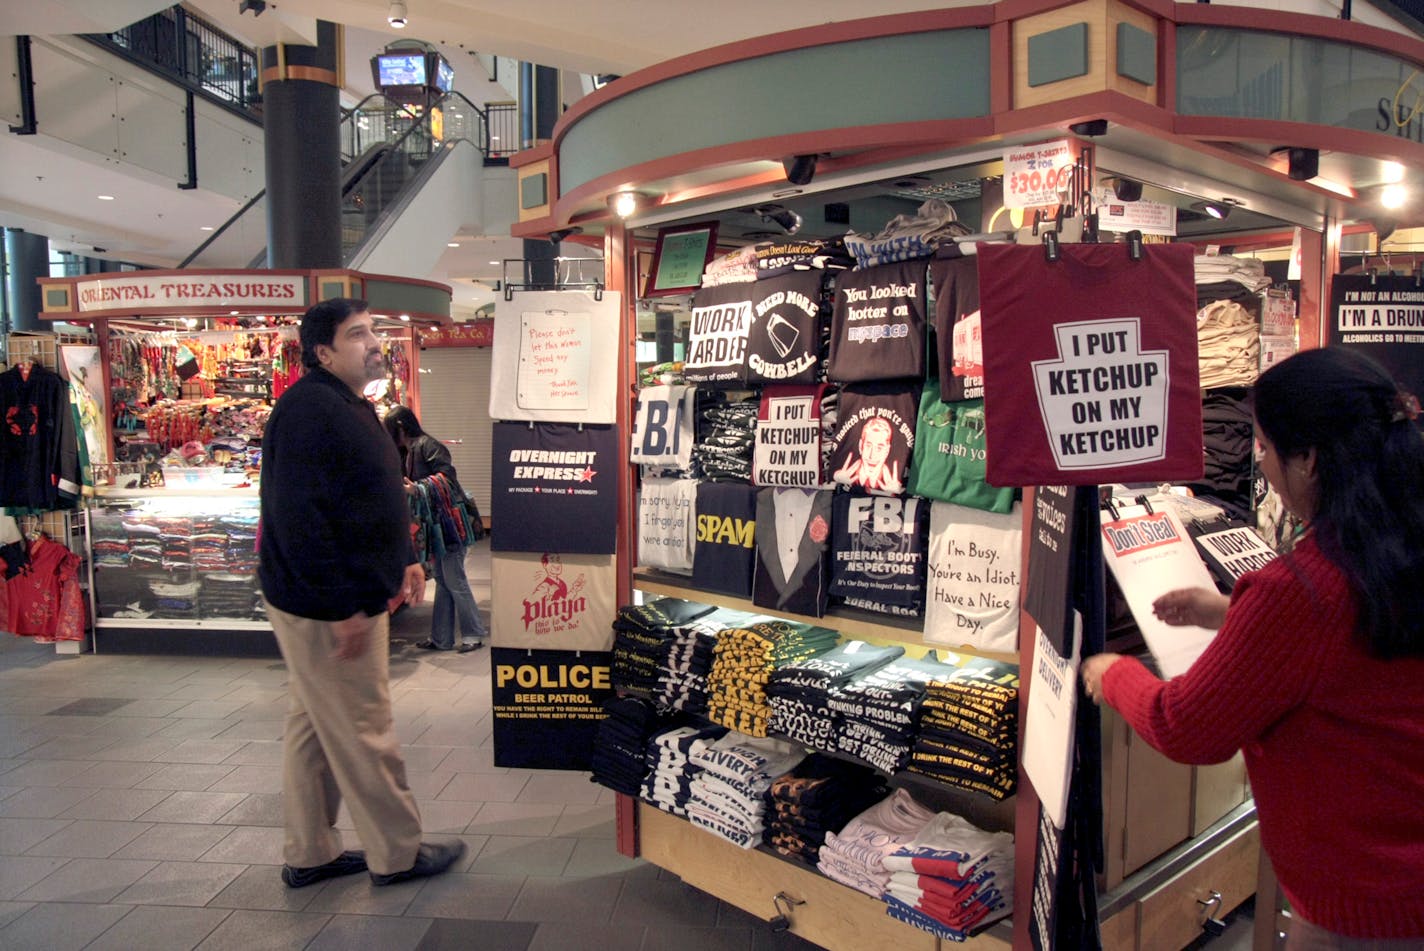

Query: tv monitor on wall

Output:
[375, 52, 427, 88]
[436, 59, 454, 93]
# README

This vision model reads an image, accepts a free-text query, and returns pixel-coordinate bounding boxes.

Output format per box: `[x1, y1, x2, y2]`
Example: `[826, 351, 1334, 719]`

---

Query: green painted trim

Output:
[1116, 22, 1156, 86]
[559, 29, 990, 195]
[319, 280, 347, 301]
[1027, 22, 1089, 88]
[521, 172, 549, 210]
[364, 279, 451, 319]
[44, 288, 70, 308]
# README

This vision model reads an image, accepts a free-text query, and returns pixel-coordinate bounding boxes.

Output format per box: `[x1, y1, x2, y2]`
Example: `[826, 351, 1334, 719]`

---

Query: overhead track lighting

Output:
[783, 154, 819, 186]
[387, 1, 408, 28]
[757, 208, 803, 235]
[1110, 177, 1143, 202]
[1190, 200, 1232, 221]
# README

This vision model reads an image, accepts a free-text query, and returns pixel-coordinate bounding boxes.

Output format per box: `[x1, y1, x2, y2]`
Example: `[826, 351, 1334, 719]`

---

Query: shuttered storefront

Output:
[415, 347, 493, 512]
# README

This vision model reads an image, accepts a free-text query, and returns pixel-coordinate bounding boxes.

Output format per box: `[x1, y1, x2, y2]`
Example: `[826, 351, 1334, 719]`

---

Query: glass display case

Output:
[87, 489, 267, 632]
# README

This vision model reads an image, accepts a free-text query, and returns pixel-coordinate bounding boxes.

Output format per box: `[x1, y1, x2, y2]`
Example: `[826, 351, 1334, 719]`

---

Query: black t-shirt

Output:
[827, 383, 918, 497]
[827, 261, 927, 382]
[685, 283, 754, 386]
[929, 255, 983, 403]
[829, 493, 930, 613]
[692, 481, 758, 596]
[752, 487, 833, 617]
[746, 271, 826, 384]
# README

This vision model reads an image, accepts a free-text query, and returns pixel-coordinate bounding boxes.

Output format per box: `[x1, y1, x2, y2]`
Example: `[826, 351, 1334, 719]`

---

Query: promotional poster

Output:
[489, 551, 616, 652]
[490, 290, 620, 423]
[1328, 272, 1424, 400]
[490, 422, 618, 554]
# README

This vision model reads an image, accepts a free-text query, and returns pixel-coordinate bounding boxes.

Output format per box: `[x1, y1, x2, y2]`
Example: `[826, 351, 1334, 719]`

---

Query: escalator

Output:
[181, 91, 505, 272]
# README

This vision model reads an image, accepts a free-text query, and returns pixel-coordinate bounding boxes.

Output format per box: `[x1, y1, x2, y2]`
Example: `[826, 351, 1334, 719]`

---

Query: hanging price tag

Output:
[1004, 140, 1075, 209]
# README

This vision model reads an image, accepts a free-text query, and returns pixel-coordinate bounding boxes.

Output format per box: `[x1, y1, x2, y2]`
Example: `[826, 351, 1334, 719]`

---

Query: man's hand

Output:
[330, 612, 376, 661]
[398, 563, 426, 607]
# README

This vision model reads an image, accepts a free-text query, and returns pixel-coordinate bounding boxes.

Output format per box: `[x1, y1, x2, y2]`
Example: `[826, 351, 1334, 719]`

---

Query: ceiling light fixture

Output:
[447, 242, 460, 247]
[1191, 200, 1233, 220]
[782, 154, 819, 186]
[387, 1, 408, 28]
[399, 313, 411, 322]
[1382, 161, 1406, 184]
[1381, 184, 1409, 210]
[757, 207, 803, 235]
[97, 194, 115, 201]
[609, 190, 642, 218]
[200, 226, 214, 231]
[1110, 177, 1143, 202]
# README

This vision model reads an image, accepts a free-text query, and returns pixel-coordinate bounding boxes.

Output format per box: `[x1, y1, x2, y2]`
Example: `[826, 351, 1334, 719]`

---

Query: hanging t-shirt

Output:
[753, 384, 826, 488]
[828, 383, 918, 497]
[685, 283, 754, 386]
[630, 384, 695, 470]
[830, 493, 929, 614]
[745, 271, 825, 384]
[752, 488, 833, 617]
[929, 255, 984, 403]
[977, 243, 1203, 486]
[924, 501, 1023, 653]
[909, 389, 1015, 514]
[490, 421, 618, 554]
[638, 477, 699, 574]
[827, 261, 927, 382]
[692, 481, 758, 597]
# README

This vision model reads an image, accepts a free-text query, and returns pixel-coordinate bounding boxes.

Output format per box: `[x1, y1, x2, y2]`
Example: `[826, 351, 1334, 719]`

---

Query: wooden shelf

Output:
[633, 568, 1019, 665]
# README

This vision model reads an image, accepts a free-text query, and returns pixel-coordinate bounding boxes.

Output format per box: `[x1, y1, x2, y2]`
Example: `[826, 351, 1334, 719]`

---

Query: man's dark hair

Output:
[299, 298, 369, 369]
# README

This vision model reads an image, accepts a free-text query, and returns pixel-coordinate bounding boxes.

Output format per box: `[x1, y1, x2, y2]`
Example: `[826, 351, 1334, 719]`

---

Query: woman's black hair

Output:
[1253, 347, 1424, 657]
[382, 405, 426, 443]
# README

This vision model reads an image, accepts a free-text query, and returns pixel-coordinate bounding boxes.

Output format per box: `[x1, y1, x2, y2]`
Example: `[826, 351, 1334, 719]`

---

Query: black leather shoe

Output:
[457, 641, 484, 653]
[281, 850, 367, 888]
[370, 841, 466, 886]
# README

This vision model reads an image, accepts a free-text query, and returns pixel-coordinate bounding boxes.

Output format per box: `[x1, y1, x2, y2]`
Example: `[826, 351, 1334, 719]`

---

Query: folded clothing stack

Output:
[591, 695, 673, 796]
[693, 399, 760, 483]
[831, 651, 967, 775]
[767, 640, 905, 752]
[817, 788, 936, 897]
[764, 754, 888, 865]
[908, 658, 1020, 800]
[609, 598, 717, 703]
[685, 731, 806, 849]
[882, 812, 1014, 940]
[199, 573, 260, 619]
[640, 723, 726, 818]
[707, 620, 839, 737]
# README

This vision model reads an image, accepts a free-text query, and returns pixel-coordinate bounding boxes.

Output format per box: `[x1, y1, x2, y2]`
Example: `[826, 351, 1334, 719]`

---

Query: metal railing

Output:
[486, 102, 518, 159]
[85, 5, 261, 119]
[183, 91, 492, 269]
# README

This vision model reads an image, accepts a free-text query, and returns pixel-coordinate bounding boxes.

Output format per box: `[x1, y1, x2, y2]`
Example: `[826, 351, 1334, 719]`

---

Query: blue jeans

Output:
[430, 545, 486, 650]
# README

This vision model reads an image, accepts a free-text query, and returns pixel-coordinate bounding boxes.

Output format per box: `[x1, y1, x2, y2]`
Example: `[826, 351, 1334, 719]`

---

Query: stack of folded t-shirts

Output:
[657, 608, 763, 716]
[707, 620, 839, 737]
[1197, 298, 1260, 389]
[767, 640, 905, 752]
[908, 658, 1020, 800]
[832, 651, 967, 775]
[765, 754, 888, 865]
[882, 812, 1015, 940]
[693, 398, 760, 483]
[220, 514, 259, 573]
[685, 731, 806, 849]
[1194, 387, 1254, 511]
[90, 513, 131, 568]
[641, 722, 727, 818]
[817, 788, 936, 897]
[124, 517, 163, 569]
[156, 517, 193, 571]
[610, 598, 717, 701]
[149, 578, 200, 616]
[199, 573, 259, 619]
[191, 527, 231, 572]
[592, 695, 669, 795]
[1193, 253, 1270, 293]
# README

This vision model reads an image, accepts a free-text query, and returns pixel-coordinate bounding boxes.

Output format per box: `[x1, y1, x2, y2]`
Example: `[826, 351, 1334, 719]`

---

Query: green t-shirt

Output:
[908, 386, 1015, 514]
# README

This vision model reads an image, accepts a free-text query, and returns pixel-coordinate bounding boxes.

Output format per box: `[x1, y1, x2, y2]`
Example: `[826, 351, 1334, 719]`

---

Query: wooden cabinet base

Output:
[637, 804, 1010, 951]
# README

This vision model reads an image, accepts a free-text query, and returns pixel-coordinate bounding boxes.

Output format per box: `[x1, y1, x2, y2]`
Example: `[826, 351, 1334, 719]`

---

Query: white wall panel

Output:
[417, 346, 493, 513]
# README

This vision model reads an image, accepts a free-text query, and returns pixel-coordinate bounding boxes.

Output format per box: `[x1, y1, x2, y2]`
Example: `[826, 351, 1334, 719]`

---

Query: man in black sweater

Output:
[259, 298, 464, 888]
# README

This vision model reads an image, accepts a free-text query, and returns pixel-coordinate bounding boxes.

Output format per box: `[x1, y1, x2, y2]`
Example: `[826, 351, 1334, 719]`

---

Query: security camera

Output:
[387, 1, 408, 28]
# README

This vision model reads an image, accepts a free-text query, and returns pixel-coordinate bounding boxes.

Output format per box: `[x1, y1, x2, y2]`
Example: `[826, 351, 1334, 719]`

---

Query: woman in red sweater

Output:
[1082, 347, 1424, 947]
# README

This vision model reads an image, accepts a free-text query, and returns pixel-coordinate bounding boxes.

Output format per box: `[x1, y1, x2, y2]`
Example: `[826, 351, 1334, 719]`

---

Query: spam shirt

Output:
[692, 481, 758, 596]
[827, 261, 927, 383]
[746, 271, 826, 384]
[828, 383, 918, 497]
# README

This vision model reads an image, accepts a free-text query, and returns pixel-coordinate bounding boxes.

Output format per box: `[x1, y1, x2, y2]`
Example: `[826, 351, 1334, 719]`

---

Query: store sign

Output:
[979, 243, 1202, 486]
[1090, 188, 1177, 236]
[1261, 291, 1296, 337]
[74, 274, 306, 312]
[419, 319, 493, 348]
[491, 290, 619, 424]
[490, 647, 614, 769]
[1003, 140, 1074, 209]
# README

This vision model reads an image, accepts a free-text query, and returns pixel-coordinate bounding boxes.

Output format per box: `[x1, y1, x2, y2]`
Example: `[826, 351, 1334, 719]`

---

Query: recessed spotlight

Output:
[489, 260, 499, 265]
[230, 310, 239, 315]
[1191, 200, 1232, 220]
[183, 317, 198, 328]
[447, 242, 460, 247]
[1382, 161, 1406, 184]
[97, 195, 115, 201]
[399, 313, 411, 322]
[200, 226, 215, 231]
[1381, 184, 1409, 210]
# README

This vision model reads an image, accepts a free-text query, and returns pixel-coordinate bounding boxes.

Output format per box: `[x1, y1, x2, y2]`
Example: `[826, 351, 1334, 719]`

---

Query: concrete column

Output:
[3, 228, 48, 333]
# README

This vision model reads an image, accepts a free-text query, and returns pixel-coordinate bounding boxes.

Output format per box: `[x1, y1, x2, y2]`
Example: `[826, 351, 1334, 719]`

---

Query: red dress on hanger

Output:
[8, 535, 85, 642]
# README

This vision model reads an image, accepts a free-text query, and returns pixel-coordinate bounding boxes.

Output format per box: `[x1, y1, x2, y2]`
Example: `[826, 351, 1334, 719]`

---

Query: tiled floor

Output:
[0, 544, 823, 951]
[0, 543, 1259, 951]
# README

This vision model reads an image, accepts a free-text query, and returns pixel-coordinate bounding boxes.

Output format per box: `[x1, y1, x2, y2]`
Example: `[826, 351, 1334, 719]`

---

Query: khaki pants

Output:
[266, 599, 422, 875]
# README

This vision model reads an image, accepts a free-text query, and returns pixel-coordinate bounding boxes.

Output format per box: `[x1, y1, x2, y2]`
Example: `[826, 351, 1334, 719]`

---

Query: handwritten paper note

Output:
[517, 312, 591, 411]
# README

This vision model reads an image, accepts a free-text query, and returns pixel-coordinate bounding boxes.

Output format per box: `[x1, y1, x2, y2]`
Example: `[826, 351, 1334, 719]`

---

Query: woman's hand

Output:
[403, 477, 417, 496]
[1080, 653, 1122, 705]
[1152, 587, 1230, 630]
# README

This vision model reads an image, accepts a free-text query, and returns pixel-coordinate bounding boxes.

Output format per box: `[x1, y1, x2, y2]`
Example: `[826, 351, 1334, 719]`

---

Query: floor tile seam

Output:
[81, 902, 239, 949]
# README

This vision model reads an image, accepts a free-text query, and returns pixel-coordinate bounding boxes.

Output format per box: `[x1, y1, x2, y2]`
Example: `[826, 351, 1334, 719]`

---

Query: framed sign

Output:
[642, 221, 719, 298]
